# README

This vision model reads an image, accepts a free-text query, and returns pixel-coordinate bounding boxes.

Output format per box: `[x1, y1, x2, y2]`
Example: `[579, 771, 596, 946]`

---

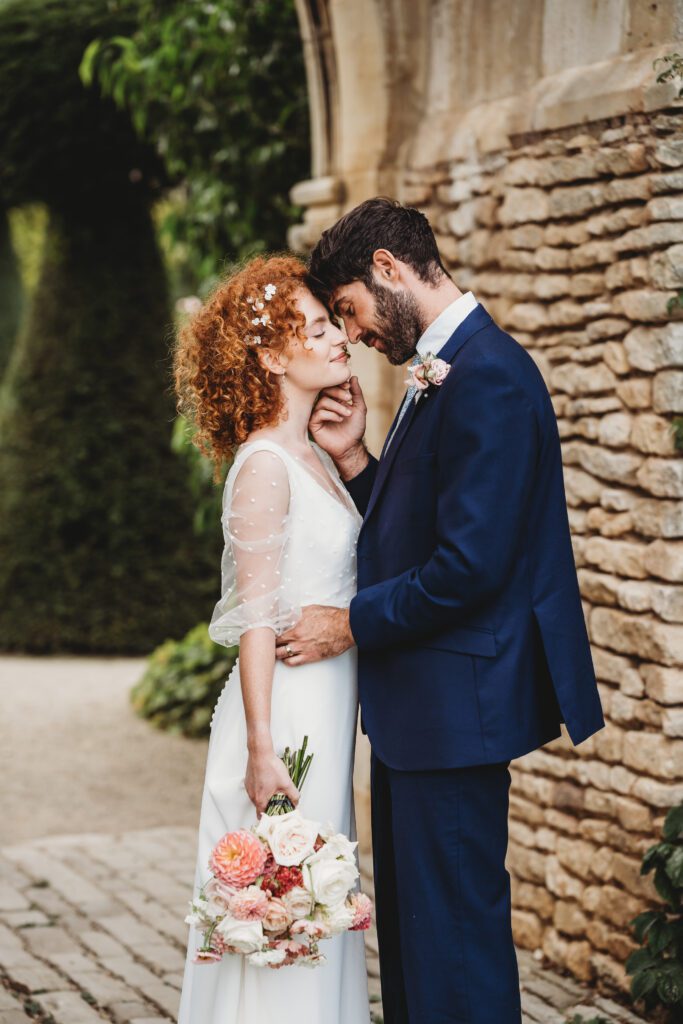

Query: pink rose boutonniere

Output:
[406, 352, 451, 401]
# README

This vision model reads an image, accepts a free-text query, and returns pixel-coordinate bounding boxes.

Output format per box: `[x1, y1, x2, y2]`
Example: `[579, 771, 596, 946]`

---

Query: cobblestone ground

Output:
[0, 827, 647, 1024]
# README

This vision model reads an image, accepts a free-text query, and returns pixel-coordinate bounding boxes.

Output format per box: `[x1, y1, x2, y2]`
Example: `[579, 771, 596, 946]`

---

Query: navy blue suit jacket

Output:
[346, 304, 604, 771]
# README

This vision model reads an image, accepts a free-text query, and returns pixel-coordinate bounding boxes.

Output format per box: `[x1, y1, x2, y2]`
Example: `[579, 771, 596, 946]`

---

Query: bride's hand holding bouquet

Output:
[185, 738, 372, 970]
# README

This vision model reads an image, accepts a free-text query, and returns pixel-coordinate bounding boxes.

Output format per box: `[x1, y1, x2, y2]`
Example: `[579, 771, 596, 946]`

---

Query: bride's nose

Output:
[331, 321, 348, 344]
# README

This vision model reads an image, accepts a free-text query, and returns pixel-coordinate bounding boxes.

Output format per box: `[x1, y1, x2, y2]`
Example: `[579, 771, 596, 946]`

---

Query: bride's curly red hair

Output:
[174, 254, 311, 481]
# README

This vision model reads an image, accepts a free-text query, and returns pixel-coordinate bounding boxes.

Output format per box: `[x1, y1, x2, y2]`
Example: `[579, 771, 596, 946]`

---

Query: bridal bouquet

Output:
[186, 737, 372, 969]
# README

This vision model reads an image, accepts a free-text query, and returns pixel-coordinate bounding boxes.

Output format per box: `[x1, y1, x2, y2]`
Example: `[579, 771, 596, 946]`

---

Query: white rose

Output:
[254, 814, 277, 842]
[303, 852, 359, 906]
[216, 915, 264, 953]
[204, 876, 236, 912]
[316, 899, 355, 935]
[262, 897, 292, 935]
[282, 885, 313, 919]
[246, 947, 287, 967]
[316, 833, 357, 862]
[268, 810, 320, 867]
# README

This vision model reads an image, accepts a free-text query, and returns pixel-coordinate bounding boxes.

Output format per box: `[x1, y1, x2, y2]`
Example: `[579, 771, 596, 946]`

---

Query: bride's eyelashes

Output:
[311, 317, 341, 340]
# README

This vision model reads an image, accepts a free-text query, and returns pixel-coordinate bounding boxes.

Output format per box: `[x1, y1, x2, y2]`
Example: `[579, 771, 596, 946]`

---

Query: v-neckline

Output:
[241, 438, 355, 516]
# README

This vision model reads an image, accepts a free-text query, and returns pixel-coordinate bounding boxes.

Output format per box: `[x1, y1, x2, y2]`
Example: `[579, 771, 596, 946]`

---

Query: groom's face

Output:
[332, 279, 425, 366]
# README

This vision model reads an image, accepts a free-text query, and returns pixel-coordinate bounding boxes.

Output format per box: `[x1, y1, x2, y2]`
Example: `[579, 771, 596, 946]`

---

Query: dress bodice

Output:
[208, 439, 362, 648]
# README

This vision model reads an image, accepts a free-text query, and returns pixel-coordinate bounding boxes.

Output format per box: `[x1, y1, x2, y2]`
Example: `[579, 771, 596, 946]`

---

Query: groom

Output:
[276, 198, 604, 1022]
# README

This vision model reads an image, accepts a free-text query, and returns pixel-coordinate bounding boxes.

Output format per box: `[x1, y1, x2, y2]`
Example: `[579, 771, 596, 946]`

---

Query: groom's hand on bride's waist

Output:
[275, 606, 355, 665]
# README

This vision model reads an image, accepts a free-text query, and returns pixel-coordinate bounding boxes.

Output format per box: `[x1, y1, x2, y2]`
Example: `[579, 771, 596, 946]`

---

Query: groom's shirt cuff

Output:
[344, 455, 378, 516]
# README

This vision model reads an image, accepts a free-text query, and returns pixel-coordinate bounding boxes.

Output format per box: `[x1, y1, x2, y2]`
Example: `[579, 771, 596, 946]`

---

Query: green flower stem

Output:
[265, 735, 314, 816]
[200, 920, 219, 951]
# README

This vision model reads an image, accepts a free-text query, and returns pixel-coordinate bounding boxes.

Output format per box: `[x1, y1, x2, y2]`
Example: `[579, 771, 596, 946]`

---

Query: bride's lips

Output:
[331, 351, 350, 363]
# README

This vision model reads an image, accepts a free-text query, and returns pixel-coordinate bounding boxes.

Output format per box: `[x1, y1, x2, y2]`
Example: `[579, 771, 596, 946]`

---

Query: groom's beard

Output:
[366, 281, 427, 366]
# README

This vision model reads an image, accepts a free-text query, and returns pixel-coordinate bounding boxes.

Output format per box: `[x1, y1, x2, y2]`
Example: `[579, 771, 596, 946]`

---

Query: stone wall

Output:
[292, 0, 683, 995]
[398, 108, 683, 993]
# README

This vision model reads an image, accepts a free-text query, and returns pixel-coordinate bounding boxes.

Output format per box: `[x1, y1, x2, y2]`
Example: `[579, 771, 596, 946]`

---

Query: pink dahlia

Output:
[349, 892, 373, 931]
[209, 829, 267, 889]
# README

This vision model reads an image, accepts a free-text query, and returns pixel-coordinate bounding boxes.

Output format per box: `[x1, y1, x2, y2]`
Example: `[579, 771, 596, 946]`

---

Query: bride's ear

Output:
[257, 347, 288, 377]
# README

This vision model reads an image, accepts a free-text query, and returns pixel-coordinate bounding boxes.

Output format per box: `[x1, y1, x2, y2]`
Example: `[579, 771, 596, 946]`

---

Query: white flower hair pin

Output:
[245, 284, 277, 346]
[406, 352, 451, 401]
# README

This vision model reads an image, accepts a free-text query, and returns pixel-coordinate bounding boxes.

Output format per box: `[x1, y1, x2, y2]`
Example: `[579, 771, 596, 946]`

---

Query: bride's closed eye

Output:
[308, 316, 338, 340]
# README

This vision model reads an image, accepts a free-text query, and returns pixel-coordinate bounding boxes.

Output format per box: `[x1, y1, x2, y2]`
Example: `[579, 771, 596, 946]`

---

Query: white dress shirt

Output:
[416, 291, 478, 359]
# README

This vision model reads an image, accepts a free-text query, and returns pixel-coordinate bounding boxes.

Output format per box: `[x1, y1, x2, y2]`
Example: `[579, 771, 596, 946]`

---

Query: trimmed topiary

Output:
[131, 622, 238, 737]
[0, 205, 221, 651]
[0, 0, 220, 651]
[0, 0, 163, 210]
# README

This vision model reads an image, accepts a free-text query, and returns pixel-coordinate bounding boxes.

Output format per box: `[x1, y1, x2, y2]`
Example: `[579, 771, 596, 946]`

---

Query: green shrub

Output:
[627, 802, 683, 1021]
[131, 623, 237, 737]
[0, 205, 220, 653]
[0, 0, 219, 652]
[0, 0, 165, 211]
[80, 0, 309, 292]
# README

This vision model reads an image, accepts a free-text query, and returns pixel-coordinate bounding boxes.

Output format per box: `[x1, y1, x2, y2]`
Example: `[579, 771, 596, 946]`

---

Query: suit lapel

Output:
[378, 394, 407, 462]
[362, 304, 492, 525]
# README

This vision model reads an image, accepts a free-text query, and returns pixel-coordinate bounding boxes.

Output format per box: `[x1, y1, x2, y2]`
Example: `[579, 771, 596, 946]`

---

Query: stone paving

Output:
[0, 827, 647, 1024]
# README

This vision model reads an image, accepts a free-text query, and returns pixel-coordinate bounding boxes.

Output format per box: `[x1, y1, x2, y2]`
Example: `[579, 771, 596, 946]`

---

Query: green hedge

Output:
[131, 623, 238, 737]
[0, 0, 164, 210]
[0, 206, 220, 652]
[0, 0, 219, 652]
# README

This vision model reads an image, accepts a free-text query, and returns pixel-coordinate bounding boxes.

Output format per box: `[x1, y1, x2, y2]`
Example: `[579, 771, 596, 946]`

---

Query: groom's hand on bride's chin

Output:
[275, 606, 355, 665]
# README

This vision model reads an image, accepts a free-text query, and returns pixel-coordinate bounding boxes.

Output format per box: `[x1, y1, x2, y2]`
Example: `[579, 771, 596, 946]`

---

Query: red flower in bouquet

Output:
[266, 864, 304, 897]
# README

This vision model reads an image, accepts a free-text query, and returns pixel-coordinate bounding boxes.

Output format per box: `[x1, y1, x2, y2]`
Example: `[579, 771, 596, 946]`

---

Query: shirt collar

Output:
[416, 292, 478, 359]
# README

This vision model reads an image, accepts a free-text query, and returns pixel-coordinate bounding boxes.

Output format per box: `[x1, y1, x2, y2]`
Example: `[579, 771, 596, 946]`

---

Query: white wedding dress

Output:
[178, 438, 371, 1024]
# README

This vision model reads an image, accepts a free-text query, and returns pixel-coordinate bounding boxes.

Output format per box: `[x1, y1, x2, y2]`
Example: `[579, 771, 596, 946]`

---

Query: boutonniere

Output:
[406, 352, 451, 402]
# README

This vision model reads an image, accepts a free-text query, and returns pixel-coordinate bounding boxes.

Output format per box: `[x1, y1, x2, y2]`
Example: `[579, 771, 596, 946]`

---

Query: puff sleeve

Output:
[208, 448, 299, 647]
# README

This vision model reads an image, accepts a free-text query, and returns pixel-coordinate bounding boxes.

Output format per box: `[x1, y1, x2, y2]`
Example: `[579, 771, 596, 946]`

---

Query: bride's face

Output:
[281, 288, 351, 391]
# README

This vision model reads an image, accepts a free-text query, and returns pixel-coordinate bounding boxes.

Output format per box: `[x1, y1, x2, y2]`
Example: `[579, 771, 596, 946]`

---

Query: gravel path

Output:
[0, 656, 209, 845]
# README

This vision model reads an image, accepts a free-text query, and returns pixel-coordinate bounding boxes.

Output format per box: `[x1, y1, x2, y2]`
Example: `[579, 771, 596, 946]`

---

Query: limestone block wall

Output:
[399, 108, 683, 992]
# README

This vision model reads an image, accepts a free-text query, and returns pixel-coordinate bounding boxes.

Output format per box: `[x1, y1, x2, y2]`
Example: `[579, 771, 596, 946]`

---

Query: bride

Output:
[173, 255, 371, 1023]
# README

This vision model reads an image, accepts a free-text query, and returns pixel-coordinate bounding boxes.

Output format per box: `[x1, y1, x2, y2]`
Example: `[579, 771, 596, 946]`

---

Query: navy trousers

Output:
[371, 754, 521, 1023]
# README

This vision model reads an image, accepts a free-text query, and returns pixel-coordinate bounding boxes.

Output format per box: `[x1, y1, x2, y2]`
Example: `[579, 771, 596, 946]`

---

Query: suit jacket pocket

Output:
[422, 624, 497, 658]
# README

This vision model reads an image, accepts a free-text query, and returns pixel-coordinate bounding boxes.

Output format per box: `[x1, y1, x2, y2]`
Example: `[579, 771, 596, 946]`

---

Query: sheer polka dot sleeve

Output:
[208, 448, 299, 647]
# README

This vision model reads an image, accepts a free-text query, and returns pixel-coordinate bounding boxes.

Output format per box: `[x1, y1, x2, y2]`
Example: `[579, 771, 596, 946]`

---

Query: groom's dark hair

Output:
[309, 197, 449, 299]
